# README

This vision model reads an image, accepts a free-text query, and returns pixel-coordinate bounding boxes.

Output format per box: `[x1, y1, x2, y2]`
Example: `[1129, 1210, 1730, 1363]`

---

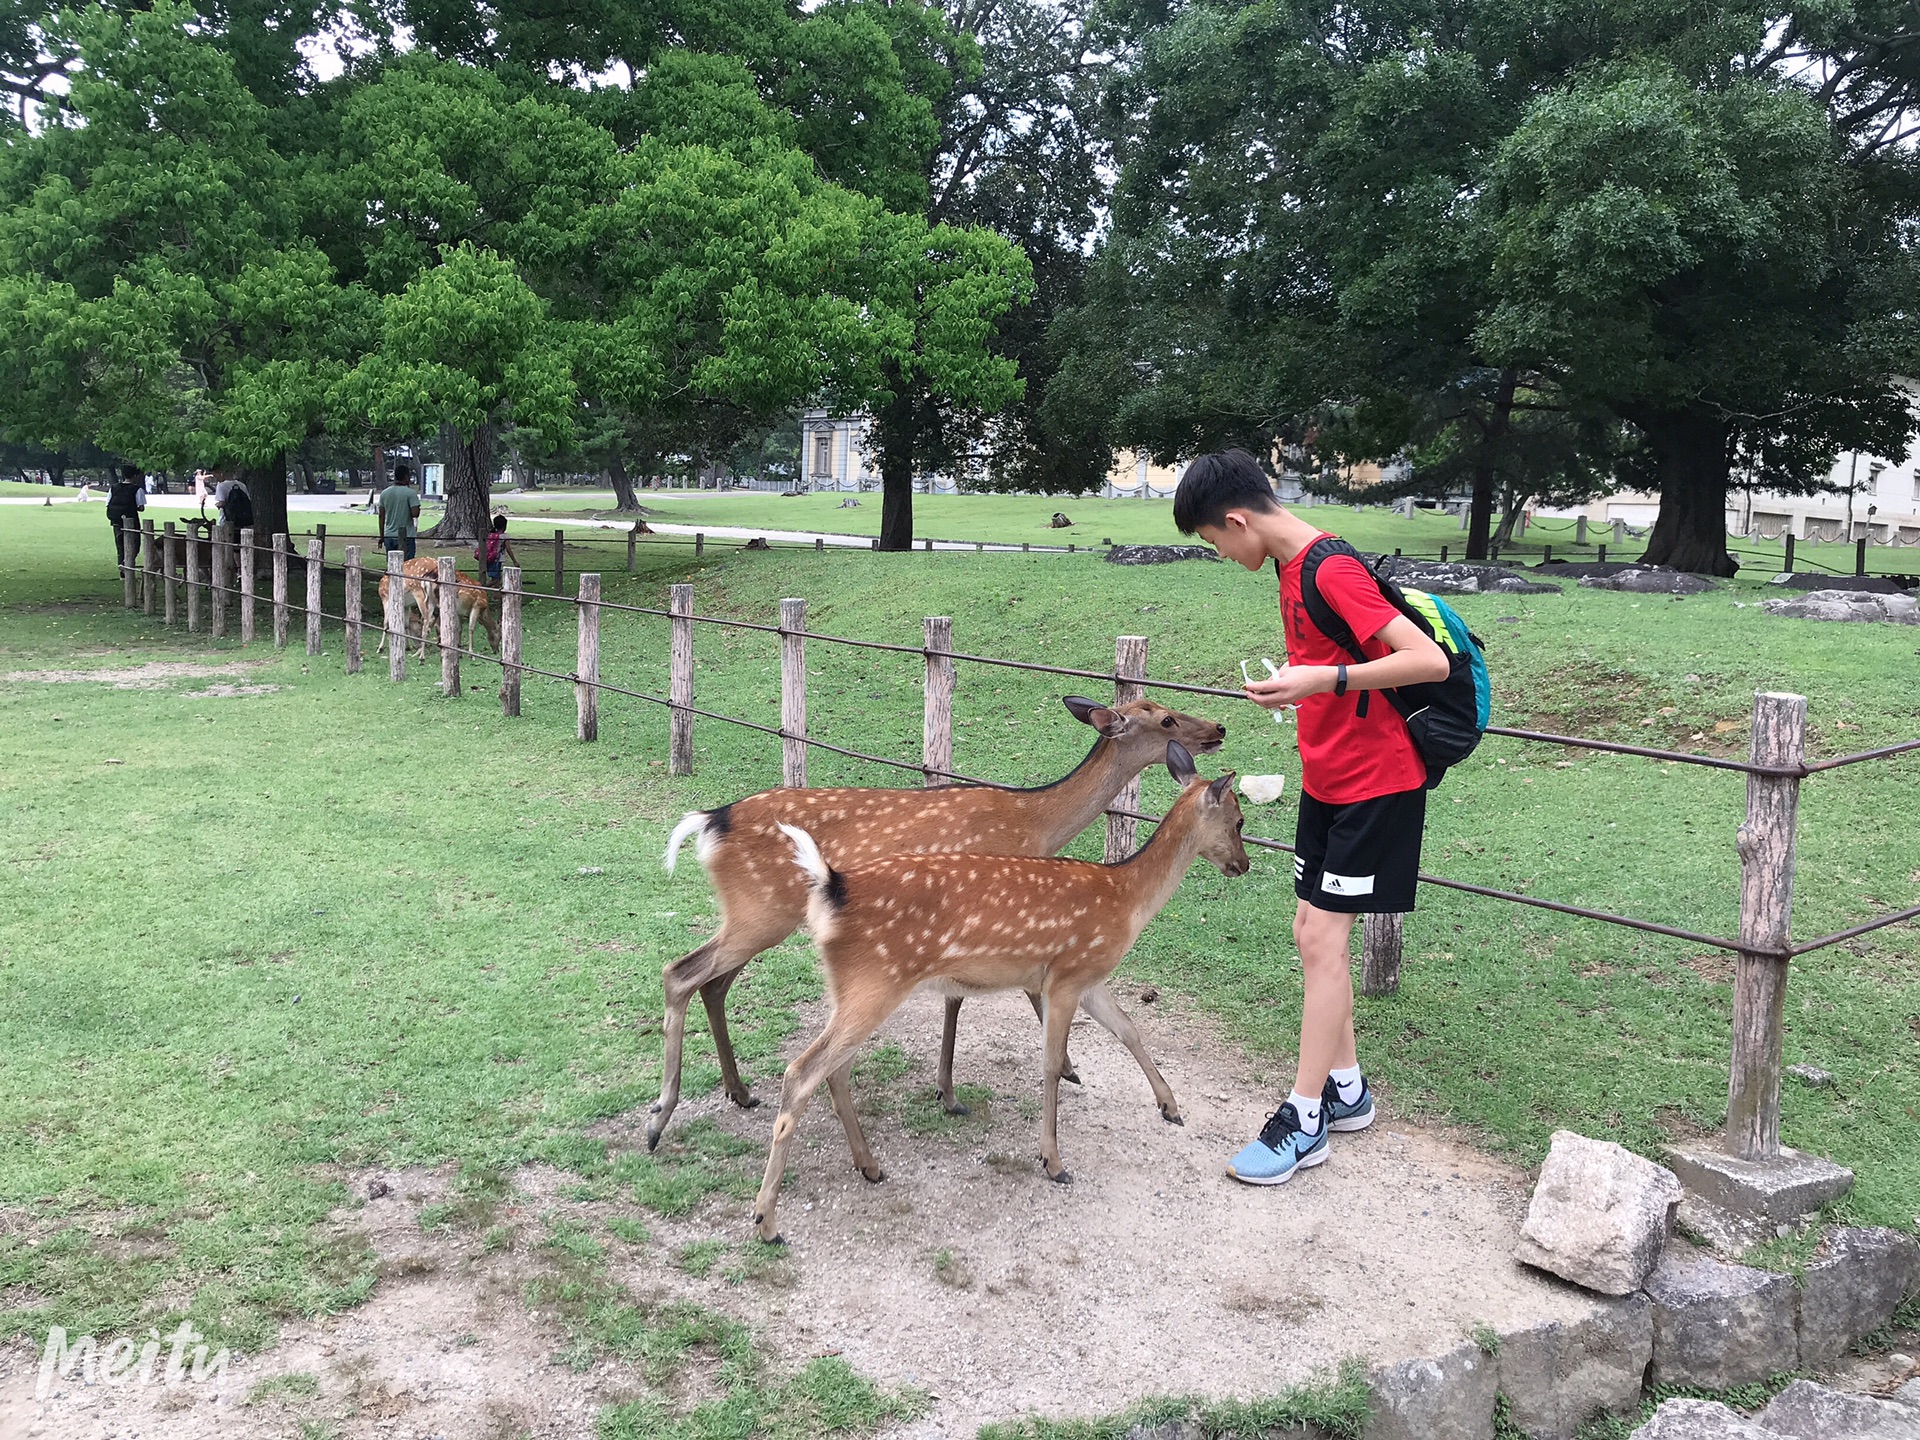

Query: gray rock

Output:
[1897, 1380, 1920, 1408]
[1631, 1398, 1774, 1440]
[1049, 511, 1073, 528]
[1785, 1065, 1836, 1088]
[1579, 567, 1721, 594]
[1366, 1342, 1497, 1440]
[1104, 544, 1219, 565]
[1753, 1380, 1920, 1440]
[1664, 1144, 1854, 1224]
[1798, 1227, 1920, 1366]
[1497, 1295, 1652, 1439]
[1762, 590, 1920, 624]
[1514, 1132, 1682, 1295]
[1645, 1245, 1799, 1389]
[1677, 1195, 1790, 1258]
[1376, 558, 1560, 595]
[1765, 572, 1913, 594]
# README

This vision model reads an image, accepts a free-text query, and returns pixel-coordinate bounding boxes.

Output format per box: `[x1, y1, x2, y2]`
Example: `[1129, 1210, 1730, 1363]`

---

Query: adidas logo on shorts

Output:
[1320, 871, 1375, 897]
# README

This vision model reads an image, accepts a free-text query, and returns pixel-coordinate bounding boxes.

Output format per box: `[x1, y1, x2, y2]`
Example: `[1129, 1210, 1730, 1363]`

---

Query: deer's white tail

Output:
[777, 823, 830, 890]
[663, 812, 709, 874]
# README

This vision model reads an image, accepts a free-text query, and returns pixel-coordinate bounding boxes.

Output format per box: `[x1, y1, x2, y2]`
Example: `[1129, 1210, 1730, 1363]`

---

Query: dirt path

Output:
[0, 989, 1604, 1439]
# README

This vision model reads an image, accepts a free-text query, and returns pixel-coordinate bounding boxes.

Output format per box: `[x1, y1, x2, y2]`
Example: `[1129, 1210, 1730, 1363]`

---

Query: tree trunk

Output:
[1637, 408, 1737, 576]
[1464, 368, 1517, 562]
[49, 456, 67, 487]
[1493, 487, 1532, 547]
[248, 452, 290, 540]
[429, 420, 494, 544]
[874, 368, 917, 551]
[608, 448, 641, 512]
[296, 453, 316, 493]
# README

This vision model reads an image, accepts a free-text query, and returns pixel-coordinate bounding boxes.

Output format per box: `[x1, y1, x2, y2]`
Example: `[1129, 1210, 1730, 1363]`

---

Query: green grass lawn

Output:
[1, 503, 1917, 1431]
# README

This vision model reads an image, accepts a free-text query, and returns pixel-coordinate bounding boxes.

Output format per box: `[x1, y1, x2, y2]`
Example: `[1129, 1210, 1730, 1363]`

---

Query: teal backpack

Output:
[1295, 537, 1492, 787]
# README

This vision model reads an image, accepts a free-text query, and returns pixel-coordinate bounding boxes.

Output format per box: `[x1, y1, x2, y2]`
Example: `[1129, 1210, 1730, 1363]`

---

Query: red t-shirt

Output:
[1278, 539, 1426, 804]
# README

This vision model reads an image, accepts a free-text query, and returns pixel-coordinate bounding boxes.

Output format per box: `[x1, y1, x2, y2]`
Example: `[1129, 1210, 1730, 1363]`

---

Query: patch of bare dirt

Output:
[179, 684, 286, 698]
[2, 660, 269, 689]
[0, 993, 1615, 1439]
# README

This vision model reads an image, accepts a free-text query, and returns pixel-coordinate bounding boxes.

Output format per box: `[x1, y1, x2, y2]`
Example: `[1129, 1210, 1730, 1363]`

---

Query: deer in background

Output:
[651, 696, 1228, 1150]
[449, 574, 501, 654]
[374, 557, 439, 660]
[753, 740, 1249, 1242]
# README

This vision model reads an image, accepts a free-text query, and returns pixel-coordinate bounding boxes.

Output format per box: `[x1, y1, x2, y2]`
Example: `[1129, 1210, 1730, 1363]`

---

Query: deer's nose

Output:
[1215, 723, 1227, 737]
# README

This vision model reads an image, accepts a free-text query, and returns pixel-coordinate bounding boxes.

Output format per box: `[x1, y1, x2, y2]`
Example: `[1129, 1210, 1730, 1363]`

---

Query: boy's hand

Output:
[1244, 665, 1333, 707]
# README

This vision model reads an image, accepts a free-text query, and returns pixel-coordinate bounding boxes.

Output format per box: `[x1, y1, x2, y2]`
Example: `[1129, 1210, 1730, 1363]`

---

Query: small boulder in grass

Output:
[1515, 1131, 1682, 1295]
[1238, 774, 1288, 805]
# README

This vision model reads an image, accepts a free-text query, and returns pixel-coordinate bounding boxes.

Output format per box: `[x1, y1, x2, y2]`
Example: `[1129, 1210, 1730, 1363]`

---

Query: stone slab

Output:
[1663, 1144, 1854, 1223]
[1631, 1398, 1773, 1440]
[1498, 1295, 1652, 1439]
[1366, 1342, 1497, 1440]
[1516, 1132, 1681, 1295]
[1798, 1227, 1920, 1367]
[1753, 1379, 1920, 1440]
[1645, 1244, 1799, 1390]
[1677, 1195, 1787, 1258]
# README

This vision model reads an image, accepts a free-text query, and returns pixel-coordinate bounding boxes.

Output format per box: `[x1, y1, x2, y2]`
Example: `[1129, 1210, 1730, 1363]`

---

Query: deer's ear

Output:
[1166, 740, 1198, 784]
[1064, 695, 1125, 736]
[1208, 773, 1236, 804]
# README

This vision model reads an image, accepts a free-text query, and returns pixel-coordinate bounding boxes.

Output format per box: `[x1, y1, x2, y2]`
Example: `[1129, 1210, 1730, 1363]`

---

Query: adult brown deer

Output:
[651, 696, 1228, 1149]
[752, 740, 1248, 1242]
[449, 574, 501, 654]
[374, 557, 439, 659]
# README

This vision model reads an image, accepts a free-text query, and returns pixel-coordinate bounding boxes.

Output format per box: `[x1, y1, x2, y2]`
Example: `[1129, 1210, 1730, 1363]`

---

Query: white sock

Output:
[1330, 1065, 1365, 1105]
[1288, 1090, 1323, 1132]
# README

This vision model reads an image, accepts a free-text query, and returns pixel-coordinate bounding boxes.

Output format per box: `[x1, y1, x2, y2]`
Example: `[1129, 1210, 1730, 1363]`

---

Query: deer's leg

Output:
[1078, 982, 1181, 1125]
[1026, 989, 1080, 1085]
[753, 991, 894, 1243]
[936, 996, 968, 1114]
[698, 969, 755, 1109]
[825, 1059, 883, 1182]
[1038, 983, 1080, 1185]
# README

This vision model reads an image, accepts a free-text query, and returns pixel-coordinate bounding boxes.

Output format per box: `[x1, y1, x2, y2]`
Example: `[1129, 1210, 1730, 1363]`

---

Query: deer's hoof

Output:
[1160, 1106, 1184, 1126]
[645, 1125, 664, 1153]
[729, 1092, 761, 1111]
[1061, 1066, 1082, 1086]
[859, 1165, 886, 1184]
[941, 1099, 970, 1116]
[1046, 1166, 1073, 1186]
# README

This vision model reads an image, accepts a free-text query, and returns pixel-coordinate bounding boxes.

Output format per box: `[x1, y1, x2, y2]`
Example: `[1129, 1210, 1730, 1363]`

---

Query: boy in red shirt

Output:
[1175, 450, 1449, 1184]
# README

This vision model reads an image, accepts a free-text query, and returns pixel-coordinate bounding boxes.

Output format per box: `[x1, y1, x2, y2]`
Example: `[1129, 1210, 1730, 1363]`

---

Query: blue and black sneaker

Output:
[1321, 1074, 1376, 1133]
[1226, 1101, 1329, 1186]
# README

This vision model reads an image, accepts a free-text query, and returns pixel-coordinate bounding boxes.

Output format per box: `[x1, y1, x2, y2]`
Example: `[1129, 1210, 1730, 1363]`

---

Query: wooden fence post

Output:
[1105, 636, 1148, 861]
[344, 545, 363, 674]
[780, 598, 807, 788]
[315, 523, 326, 561]
[163, 526, 179, 626]
[239, 527, 256, 644]
[1362, 912, 1404, 997]
[272, 533, 290, 648]
[306, 537, 323, 655]
[385, 550, 407, 682]
[553, 528, 565, 595]
[694, 532, 704, 558]
[141, 519, 158, 615]
[923, 617, 954, 788]
[501, 567, 523, 717]
[627, 525, 637, 572]
[120, 521, 137, 608]
[1784, 535, 1795, 573]
[574, 573, 600, 740]
[669, 582, 694, 774]
[185, 528, 202, 633]
[1726, 691, 1806, 1160]
[210, 527, 229, 637]
[439, 556, 461, 697]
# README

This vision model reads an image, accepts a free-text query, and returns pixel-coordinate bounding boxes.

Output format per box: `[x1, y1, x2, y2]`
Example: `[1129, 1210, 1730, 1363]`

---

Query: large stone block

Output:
[1631, 1398, 1773, 1440]
[1515, 1132, 1682, 1295]
[1753, 1379, 1920, 1440]
[1366, 1342, 1498, 1440]
[1497, 1295, 1653, 1439]
[1797, 1227, 1920, 1367]
[1663, 1144, 1854, 1224]
[1645, 1245, 1798, 1390]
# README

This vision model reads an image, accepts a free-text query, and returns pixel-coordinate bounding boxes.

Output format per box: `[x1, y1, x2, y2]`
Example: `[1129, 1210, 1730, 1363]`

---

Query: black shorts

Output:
[1293, 787, 1427, 914]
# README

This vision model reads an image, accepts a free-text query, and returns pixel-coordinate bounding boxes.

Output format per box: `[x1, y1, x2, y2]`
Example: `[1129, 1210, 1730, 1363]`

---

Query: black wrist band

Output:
[1334, 664, 1348, 697]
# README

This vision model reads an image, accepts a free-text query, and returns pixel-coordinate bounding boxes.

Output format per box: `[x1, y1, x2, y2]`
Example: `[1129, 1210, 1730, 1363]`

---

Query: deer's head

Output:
[1166, 740, 1250, 877]
[1061, 695, 1227, 766]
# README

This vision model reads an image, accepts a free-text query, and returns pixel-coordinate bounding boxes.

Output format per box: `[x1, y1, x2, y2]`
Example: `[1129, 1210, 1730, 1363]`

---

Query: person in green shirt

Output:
[377, 463, 421, 559]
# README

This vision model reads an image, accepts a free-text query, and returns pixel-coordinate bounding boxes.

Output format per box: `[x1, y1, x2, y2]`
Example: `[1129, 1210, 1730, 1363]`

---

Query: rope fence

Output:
[117, 518, 1920, 1170]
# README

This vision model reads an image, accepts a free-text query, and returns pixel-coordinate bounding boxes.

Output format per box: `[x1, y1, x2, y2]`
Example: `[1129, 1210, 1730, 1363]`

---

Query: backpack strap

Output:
[1291, 538, 1376, 717]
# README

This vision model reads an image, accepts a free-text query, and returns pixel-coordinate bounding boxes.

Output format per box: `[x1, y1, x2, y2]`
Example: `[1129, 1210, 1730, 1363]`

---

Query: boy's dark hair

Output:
[119, 464, 142, 482]
[491, 514, 508, 532]
[393, 461, 413, 485]
[1172, 449, 1281, 535]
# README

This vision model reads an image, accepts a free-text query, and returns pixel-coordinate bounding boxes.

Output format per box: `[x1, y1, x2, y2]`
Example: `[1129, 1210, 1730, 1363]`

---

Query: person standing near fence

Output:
[378, 463, 421, 560]
[1175, 449, 1449, 1187]
[476, 514, 519, 584]
[212, 469, 254, 532]
[105, 465, 146, 566]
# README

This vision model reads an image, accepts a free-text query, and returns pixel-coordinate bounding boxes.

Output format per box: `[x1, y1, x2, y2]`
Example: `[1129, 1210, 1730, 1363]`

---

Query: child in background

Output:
[478, 514, 519, 585]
